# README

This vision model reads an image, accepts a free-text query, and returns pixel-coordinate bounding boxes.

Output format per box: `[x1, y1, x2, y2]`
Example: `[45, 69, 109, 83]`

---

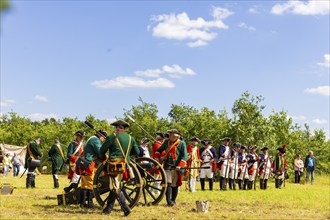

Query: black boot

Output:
[200, 178, 205, 191]
[278, 179, 283, 189]
[248, 181, 253, 190]
[243, 179, 248, 190]
[80, 189, 87, 208]
[87, 190, 96, 209]
[260, 179, 264, 190]
[64, 183, 73, 193]
[53, 175, 59, 188]
[222, 178, 227, 191]
[171, 187, 178, 204]
[166, 186, 174, 206]
[219, 177, 223, 190]
[103, 190, 116, 214]
[233, 179, 236, 190]
[118, 191, 131, 216]
[264, 179, 268, 190]
[209, 179, 213, 191]
[26, 174, 32, 188]
[229, 179, 233, 190]
[238, 179, 242, 190]
[31, 175, 36, 188]
[275, 179, 279, 188]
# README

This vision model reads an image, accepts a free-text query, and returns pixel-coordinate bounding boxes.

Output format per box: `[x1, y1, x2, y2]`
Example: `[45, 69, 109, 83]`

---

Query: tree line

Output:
[1, 92, 329, 175]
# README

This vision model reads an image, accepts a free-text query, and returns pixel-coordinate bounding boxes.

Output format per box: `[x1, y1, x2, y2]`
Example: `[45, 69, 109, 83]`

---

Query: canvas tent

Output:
[0, 143, 26, 174]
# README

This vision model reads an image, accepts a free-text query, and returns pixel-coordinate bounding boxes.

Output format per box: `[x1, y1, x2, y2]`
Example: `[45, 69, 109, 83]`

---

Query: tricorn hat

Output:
[233, 142, 241, 148]
[277, 144, 287, 154]
[156, 132, 166, 139]
[141, 138, 150, 144]
[74, 130, 85, 137]
[221, 137, 231, 142]
[201, 139, 212, 145]
[249, 145, 257, 150]
[97, 129, 108, 137]
[189, 137, 201, 142]
[111, 120, 130, 128]
[167, 129, 181, 136]
[261, 147, 268, 151]
[35, 137, 42, 142]
[240, 145, 246, 150]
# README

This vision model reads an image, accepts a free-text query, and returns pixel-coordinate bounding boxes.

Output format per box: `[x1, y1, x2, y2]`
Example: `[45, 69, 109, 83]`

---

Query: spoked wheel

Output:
[93, 161, 143, 208]
[134, 157, 167, 206]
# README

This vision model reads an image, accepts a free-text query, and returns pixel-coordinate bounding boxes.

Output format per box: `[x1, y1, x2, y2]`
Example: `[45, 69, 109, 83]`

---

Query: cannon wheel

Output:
[93, 161, 143, 209]
[134, 157, 167, 206]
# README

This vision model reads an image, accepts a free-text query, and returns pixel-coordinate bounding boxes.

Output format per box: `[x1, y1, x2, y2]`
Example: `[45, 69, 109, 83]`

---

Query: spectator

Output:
[294, 154, 304, 184]
[3, 153, 11, 176]
[305, 151, 316, 185]
[11, 153, 22, 177]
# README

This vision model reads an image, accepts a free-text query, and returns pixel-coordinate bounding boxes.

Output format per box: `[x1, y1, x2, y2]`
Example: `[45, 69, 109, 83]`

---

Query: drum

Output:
[30, 159, 41, 169]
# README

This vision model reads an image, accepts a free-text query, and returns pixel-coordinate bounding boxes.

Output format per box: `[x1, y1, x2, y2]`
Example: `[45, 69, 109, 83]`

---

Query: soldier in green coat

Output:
[154, 129, 188, 206]
[25, 138, 43, 188]
[100, 120, 140, 216]
[79, 129, 107, 209]
[48, 139, 66, 188]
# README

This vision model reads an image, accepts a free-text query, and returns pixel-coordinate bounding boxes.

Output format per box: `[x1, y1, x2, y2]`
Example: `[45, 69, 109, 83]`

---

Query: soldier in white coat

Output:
[228, 143, 240, 190]
[218, 137, 231, 191]
[246, 146, 258, 190]
[259, 147, 271, 190]
[237, 145, 249, 190]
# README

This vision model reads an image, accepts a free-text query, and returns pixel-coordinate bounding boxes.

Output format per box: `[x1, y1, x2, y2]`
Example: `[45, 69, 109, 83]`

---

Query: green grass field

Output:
[0, 173, 329, 220]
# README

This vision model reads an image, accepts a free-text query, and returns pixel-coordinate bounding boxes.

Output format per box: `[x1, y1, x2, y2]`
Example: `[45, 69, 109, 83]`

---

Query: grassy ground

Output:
[0, 173, 329, 220]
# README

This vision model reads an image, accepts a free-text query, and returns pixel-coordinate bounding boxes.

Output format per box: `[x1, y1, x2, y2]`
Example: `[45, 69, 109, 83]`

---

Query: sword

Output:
[20, 168, 27, 178]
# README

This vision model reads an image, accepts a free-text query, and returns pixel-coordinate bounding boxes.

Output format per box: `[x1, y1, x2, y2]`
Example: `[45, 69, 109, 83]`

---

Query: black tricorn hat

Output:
[261, 147, 268, 151]
[240, 145, 246, 150]
[164, 133, 169, 138]
[249, 145, 257, 150]
[277, 144, 287, 154]
[97, 129, 108, 137]
[141, 138, 150, 144]
[74, 130, 86, 137]
[201, 139, 212, 145]
[167, 129, 181, 136]
[111, 120, 130, 128]
[156, 132, 166, 138]
[189, 137, 201, 142]
[233, 142, 241, 148]
[221, 137, 231, 142]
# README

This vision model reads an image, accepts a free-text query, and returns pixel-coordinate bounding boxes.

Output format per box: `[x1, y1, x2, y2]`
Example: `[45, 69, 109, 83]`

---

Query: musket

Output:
[125, 114, 156, 142]
[84, 121, 107, 138]
[253, 152, 258, 190]
[233, 150, 238, 190]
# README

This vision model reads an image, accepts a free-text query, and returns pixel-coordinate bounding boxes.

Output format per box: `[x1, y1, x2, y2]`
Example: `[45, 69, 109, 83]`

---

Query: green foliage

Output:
[1, 92, 329, 174]
[0, 0, 10, 14]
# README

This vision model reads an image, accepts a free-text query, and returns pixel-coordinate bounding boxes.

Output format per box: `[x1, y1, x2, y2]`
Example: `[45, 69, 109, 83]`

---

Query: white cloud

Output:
[34, 95, 48, 102]
[135, 64, 196, 78]
[317, 54, 330, 68]
[248, 6, 261, 14]
[91, 77, 175, 89]
[27, 113, 59, 122]
[0, 98, 16, 107]
[211, 6, 234, 20]
[238, 22, 256, 31]
[304, 85, 330, 96]
[271, 0, 330, 15]
[312, 118, 328, 125]
[289, 115, 307, 121]
[150, 7, 232, 47]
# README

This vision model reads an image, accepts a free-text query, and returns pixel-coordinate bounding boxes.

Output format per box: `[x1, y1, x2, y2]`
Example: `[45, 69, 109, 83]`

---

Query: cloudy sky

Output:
[1, 1, 329, 137]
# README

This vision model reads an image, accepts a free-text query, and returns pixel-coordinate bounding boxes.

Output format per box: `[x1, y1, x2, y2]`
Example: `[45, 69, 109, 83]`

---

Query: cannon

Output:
[93, 156, 167, 208]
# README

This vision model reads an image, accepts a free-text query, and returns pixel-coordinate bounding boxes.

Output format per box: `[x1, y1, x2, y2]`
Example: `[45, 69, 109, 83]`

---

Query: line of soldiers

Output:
[185, 137, 288, 191]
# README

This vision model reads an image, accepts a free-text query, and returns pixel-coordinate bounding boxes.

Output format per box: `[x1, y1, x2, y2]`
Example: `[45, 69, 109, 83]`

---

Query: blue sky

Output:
[1, 1, 329, 137]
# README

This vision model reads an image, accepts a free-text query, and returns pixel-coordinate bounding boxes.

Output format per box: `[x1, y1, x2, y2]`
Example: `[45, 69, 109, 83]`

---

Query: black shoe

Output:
[123, 207, 132, 216]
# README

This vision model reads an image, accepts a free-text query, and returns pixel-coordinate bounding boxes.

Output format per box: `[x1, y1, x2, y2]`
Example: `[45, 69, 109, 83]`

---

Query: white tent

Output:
[0, 143, 26, 174]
